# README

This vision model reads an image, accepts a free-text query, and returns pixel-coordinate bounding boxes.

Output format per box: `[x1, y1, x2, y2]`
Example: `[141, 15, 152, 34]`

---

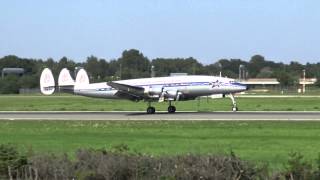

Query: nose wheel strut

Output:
[229, 94, 238, 112]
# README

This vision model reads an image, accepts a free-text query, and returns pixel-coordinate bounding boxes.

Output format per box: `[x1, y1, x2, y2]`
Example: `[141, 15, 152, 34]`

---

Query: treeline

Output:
[1, 49, 320, 93]
[1, 144, 320, 179]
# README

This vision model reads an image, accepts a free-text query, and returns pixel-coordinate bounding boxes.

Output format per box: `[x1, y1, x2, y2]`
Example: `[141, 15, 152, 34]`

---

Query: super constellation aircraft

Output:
[40, 68, 247, 114]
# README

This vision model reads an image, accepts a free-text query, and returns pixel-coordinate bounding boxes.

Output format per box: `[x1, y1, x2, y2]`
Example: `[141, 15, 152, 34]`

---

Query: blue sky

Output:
[0, 0, 319, 64]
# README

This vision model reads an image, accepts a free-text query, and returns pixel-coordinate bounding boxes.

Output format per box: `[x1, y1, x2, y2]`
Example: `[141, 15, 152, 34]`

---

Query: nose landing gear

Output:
[229, 93, 238, 112]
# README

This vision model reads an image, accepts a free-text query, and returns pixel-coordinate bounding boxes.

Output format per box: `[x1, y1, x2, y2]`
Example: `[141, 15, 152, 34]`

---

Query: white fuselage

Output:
[73, 75, 247, 101]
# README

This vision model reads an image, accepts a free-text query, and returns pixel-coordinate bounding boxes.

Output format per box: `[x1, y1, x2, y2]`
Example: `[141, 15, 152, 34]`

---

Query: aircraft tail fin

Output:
[58, 68, 75, 93]
[75, 68, 89, 89]
[58, 68, 75, 86]
[40, 68, 55, 95]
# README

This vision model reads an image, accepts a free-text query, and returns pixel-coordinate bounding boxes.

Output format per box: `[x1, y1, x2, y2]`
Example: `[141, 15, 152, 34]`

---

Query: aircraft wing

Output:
[107, 82, 145, 101]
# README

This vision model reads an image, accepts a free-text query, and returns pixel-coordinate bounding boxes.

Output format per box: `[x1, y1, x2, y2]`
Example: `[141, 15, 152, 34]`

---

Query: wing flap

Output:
[114, 91, 142, 101]
[107, 82, 144, 94]
[107, 82, 145, 101]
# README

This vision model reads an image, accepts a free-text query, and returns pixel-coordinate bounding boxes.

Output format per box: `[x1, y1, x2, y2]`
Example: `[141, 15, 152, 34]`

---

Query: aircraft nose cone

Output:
[237, 83, 247, 91]
[231, 82, 248, 92]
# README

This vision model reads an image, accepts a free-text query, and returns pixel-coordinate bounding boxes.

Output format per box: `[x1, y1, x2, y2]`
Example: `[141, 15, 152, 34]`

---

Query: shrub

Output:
[5, 144, 320, 180]
[0, 144, 27, 179]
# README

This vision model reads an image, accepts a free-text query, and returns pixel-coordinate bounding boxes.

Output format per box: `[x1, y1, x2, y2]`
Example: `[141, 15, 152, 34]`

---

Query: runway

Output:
[0, 111, 320, 121]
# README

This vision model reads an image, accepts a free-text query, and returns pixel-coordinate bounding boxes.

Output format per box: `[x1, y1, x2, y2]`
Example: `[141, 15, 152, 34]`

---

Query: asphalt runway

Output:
[0, 111, 320, 121]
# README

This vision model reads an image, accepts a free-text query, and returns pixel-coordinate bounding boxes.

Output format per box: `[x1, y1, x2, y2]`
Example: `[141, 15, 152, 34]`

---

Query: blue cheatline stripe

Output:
[135, 81, 212, 87]
[231, 82, 247, 87]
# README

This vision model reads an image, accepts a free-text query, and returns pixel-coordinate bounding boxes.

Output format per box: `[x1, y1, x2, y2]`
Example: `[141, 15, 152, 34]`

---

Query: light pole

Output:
[217, 63, 222, 77]
[239, 65, 245, 80]
[119, 63, 122, 80]
[302, 69, 306, 94]
[151, 65, 155, 78]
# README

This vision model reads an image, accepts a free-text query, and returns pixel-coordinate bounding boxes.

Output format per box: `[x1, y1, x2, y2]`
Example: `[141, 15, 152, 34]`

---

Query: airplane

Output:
[40, 68, 248, 114]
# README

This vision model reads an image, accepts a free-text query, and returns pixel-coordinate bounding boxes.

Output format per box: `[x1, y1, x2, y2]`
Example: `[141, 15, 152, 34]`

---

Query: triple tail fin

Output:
[40, 68, 90, 95]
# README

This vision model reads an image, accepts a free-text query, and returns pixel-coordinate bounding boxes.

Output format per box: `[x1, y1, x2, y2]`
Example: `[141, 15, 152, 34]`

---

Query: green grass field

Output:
[1, 95, 320, 169]
[1, 120, 320, 169]
[0, 95, 320, 111]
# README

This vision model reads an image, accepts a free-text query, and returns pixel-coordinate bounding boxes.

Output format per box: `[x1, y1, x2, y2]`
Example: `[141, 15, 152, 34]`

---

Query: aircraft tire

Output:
[147, 107, 156, 114]
[168, 106, 176, 113]
[232, 107, 238, 112]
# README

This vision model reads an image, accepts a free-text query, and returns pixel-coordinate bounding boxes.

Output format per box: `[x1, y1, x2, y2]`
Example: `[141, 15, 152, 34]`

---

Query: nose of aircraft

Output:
[234, 82, 248, 92]
[240, 83, 247, 91]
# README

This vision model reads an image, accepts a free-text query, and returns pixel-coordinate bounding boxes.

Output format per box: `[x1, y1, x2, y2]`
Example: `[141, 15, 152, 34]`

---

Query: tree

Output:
[256, 67, 273, 78]
[18, 75, 38, 88]
[0, 75, 20, 94]
[57, 57, 76, 71]
[315, 74, 320, 88]
[84, 56, 100, 81]
[248, 55, 266, 78]
[203, 63, 221, 76]
[275, 71, 296, 89]
[118, 49, 150, 79]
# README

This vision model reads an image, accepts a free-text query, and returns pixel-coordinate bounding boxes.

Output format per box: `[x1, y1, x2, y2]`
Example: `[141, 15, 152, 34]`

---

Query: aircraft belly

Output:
[74, 90, 119, 99]
[183, 86, 211, 96]
[210, 86, 240, 94]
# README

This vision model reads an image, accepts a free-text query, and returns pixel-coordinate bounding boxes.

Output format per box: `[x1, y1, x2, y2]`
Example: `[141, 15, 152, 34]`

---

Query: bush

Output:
[0, 144, 27, 179]
[15, 149, 263, 180]
[4, 144, 320, 180]
[29, 153, 74, 180]
[279, 152, 320, 180]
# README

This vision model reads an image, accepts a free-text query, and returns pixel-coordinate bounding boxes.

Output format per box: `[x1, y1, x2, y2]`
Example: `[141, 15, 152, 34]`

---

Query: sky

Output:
[0, 0, 319, 64]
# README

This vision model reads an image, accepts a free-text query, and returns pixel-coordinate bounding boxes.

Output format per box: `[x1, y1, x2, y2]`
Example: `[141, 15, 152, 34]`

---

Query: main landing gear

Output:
[168, 101, 176, 113]
[146, 101, 176, 114]
[146, 101, 156, 114]
[229, 93, 238, 112]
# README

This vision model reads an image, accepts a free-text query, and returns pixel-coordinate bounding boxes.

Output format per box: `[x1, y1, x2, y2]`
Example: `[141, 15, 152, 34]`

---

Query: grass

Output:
[0, 95, 320, 111]
[1, 120, 320, 170]
[0, 95, 320, 169]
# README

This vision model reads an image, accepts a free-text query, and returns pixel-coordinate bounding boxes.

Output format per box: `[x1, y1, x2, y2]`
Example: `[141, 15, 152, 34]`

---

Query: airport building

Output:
[239, 78, 317, 93]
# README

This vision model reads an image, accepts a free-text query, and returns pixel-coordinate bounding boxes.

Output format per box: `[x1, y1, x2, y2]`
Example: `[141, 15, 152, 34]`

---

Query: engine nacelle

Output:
[163, 89, 184, 101]
[145, 86, 188, 101]
[164, 91, 194, 101]
[144, 86, 163, 97]
[165, 90, 178, 99]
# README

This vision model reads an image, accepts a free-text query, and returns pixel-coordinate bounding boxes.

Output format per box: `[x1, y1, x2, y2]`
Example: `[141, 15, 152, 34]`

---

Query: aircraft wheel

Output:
[168, 106, 176, 113]
[147, 107, 155, 114]
[232, 107, 238, 112]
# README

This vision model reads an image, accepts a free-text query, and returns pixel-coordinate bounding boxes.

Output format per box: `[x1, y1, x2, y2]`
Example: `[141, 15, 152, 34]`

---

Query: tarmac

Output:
[0, 111, 320, 121]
